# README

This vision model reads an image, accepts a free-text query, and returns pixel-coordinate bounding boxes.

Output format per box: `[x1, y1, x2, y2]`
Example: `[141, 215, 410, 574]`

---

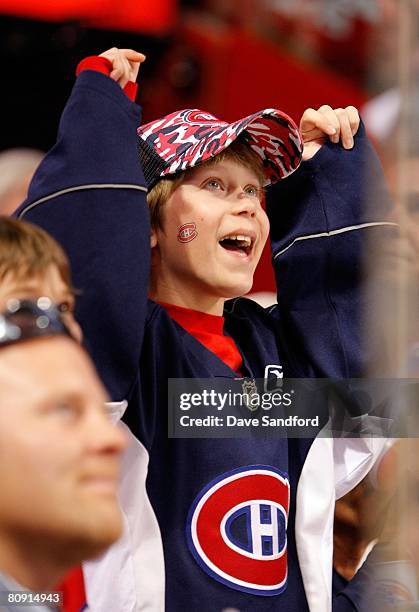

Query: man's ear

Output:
[150, 227, 158, 248]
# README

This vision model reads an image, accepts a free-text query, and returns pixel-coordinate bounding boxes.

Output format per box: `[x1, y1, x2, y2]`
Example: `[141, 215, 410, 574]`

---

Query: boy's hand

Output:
[300, 105, 360, 161]
[99, 48, 146, 89]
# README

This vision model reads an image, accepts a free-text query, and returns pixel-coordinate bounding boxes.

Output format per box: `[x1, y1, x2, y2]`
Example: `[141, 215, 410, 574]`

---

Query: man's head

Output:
[0, 307, 126, 587]
[138, 108, 303, 311]
[0, 217, 81, 341]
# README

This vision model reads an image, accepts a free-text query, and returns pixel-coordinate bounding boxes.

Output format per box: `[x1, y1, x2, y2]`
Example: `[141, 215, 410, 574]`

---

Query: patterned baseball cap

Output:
[137, 108, 303, 189]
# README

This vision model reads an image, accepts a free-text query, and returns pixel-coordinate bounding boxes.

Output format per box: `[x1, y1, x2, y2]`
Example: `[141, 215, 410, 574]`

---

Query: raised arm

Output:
[267, 106, 396, 377]
[16, 49, 149, 401]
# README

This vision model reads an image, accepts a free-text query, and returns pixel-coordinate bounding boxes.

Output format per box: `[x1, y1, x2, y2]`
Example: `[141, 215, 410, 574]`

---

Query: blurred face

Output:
[0, 265, 82, 342]
[0, 337, 126, 565]
[151, 159, 269, 312]
[0, 172, 34, 216]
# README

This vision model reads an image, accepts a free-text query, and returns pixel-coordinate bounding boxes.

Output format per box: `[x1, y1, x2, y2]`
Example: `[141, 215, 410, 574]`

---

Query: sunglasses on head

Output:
[0, 298, 73, 347]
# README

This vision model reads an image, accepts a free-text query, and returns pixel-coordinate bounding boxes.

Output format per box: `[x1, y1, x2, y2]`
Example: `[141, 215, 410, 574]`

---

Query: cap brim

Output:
[235, 109, 303, 185]
[138, 107, 303, 188]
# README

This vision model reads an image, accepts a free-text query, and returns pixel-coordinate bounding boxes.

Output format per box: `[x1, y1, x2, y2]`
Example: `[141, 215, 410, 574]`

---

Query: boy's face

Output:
[0, 265, 82, 342]
[152, 159, 270, 304]
[0, 337, 127, 568]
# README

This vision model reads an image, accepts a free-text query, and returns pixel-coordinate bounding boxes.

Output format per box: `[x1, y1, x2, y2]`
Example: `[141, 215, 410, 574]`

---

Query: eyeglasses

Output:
[0, 298, 72, 347]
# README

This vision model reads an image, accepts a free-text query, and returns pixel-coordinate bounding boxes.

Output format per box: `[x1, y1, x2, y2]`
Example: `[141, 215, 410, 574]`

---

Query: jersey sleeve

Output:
[266, 123, 396, 377]
[15, 70, 149, 401]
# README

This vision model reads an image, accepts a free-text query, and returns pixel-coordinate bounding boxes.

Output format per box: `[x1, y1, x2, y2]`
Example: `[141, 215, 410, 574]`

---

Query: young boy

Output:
[16, 49, 395, 611]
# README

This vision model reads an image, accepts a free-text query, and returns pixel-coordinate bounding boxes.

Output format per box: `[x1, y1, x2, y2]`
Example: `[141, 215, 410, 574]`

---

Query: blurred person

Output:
[0, 216, 108, 611]
[0, 299, 127, 611]
[0, 220, 160, 611]
[0, 217, 81, 343]
[377, 88, 419, 557]
[0, 149, 44, 217]
[15, 47, 397, 612]
[334, 81, 419, 598]
[351, 439, 419, 611]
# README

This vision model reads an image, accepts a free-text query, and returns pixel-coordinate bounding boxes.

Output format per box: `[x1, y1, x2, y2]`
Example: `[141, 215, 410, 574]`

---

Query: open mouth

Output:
[218, 234, 255, 257]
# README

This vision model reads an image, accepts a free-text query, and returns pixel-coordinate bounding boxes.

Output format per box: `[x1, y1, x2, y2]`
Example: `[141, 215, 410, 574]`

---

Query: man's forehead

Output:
[0, 337, 96, 401]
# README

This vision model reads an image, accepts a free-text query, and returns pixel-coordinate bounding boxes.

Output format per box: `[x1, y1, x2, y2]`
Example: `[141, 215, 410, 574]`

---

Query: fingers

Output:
[118, 49, 146, 62]
[335, 108, 354, 149]
[300, 107, 337, 140]
[99, 47, 146, 63]
[99, 47, 146, 88]
[300, 105, 360, 150]
[334, 106, 360, 148]
[111, 54, 132, 88]
[345, 105, 360, 136]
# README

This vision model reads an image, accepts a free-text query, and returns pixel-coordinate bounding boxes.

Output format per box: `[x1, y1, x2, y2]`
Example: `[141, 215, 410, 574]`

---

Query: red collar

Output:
[158, 301, 225, 335]
[158, 301, 243, 373]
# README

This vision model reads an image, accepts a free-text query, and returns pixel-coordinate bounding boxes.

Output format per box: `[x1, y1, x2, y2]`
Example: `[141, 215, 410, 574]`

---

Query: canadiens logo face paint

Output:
[186, 465, 290, 596]
[177, 222, 198, 243]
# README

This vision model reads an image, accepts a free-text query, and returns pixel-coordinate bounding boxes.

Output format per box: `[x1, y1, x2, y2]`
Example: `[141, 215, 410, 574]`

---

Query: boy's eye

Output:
[204, 178, 223, 191]
[244, 185, 260, 198]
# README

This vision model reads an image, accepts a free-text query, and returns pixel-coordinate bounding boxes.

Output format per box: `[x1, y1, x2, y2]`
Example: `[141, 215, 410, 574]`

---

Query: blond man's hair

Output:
[0, 217, 73, 289]
[147, 139, 266, 230]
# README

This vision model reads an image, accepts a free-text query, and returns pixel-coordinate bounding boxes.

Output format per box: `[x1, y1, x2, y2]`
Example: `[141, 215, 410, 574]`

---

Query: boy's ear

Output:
[150, 227, 158, 248]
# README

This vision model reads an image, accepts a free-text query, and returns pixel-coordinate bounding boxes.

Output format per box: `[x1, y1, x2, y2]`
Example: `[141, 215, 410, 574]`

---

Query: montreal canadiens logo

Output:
[184, 110, 227, 127]
[186, 466, 289, 596]
[177, 222, 198, 243]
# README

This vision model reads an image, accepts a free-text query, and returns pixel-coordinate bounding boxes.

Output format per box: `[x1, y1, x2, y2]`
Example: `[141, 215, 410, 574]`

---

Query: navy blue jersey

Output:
[16, 70, 395, 612]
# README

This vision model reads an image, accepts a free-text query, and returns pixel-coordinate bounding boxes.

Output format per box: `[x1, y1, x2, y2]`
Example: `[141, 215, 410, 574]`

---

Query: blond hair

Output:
[0, 217, 72, 290]
[147, 139, 265, 230]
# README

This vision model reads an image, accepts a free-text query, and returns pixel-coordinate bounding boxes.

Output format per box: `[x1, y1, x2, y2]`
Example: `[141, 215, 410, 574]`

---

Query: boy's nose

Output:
[231, 191, 257, 216]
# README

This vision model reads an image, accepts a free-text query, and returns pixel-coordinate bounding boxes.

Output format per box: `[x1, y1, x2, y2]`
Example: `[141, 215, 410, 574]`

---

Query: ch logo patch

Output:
[186, 466, 289, 596]
[177, 222, 198, 243]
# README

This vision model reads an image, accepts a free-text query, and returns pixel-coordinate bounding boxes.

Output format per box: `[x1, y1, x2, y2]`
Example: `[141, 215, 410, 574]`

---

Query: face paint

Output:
[177, 222, 198, 243]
